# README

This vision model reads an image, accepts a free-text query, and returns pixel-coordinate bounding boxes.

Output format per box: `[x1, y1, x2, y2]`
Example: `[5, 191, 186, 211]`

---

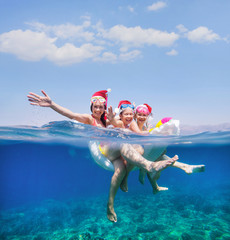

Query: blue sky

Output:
[0, 0, 229, 126]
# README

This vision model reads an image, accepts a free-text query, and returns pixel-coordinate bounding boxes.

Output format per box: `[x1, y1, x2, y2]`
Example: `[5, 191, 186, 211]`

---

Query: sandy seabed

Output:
[1, 183, 230, 240]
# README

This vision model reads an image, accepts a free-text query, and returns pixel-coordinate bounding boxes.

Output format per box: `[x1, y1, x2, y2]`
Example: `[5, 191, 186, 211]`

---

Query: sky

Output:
[0, 0, 229, 127]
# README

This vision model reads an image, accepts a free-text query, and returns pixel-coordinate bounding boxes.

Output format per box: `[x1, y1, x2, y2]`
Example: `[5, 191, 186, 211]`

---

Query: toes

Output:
[194, 165, 205, 173]
[108, 215, 117, 222]
[112, 214, 117, 222]
[120, 182, 128, 192]
[120, 186, 128, 192]
[173, 155, 179, 160]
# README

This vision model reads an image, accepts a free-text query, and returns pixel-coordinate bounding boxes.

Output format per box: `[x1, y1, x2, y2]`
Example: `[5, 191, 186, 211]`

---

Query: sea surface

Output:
[0, 121, 230, 240]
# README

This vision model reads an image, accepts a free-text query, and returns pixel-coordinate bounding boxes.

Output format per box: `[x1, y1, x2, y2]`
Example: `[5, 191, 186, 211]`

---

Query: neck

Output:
[138, 122, 144, 131]
[92, 114, 101, 121]
[123, 121, 130, 128]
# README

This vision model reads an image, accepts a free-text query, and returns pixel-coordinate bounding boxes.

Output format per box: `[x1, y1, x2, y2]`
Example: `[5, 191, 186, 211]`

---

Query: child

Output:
[134, 103, 205, 193]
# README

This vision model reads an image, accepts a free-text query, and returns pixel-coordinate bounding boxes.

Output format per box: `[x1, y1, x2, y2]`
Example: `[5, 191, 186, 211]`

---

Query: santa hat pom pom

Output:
[114, 108, 119, 114]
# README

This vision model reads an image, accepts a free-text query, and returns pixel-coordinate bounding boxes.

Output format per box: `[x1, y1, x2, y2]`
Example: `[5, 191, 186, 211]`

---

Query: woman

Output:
[27, 92, 177, 222]
[27, 90, 128, 222]
[28, 90, 109, 127]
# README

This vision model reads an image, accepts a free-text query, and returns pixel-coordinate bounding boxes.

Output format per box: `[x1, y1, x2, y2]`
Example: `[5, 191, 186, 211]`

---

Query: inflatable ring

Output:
[89, 141, 114, 171]
[89, 118, 180, 170]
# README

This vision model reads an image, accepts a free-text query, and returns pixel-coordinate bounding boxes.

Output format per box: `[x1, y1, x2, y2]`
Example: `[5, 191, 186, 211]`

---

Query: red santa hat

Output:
[115, 100, 134, 114]
[117, 100, 132, 108]
[90, 88, 111, 108]
[135, 103, 152, 115]
[143, 103, 152, 114]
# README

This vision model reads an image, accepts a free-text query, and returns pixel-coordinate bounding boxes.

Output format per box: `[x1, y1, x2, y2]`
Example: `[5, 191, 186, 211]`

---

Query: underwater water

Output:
[0, 121, 230, 240]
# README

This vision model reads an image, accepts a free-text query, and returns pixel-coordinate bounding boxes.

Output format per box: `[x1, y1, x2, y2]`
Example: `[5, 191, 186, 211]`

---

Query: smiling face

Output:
[91, 102, 105, 119]
[120, 108, 134, 126]
[135, 112, 149, 125]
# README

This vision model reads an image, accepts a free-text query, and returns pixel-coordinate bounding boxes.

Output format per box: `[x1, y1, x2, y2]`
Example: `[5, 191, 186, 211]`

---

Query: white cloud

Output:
[94, 21, 106, 36]
[48, 43, 103, 65]
[119, 47, 129, 52]
[80, 15, 91, 21]
[0, 19, 224, 66]
[186, 26, 220, 43]
[0, 30, 56, 61]
[94, 50, 141, 63]
[147, 1, 167, 11]
[94, 52, 117, 63]
[27, 21, 94, 41]
[176, 24, 188, 33]
[223, 36, 230, 43]
[119, 50, 141, 61]
[166, 49, 178, 56]
[118, 6, 135, 13]
[101, 25, 179, 47]
[0, 29, 103, 65]
[0, 23, 179, 65]
[128, 6, 134, 13]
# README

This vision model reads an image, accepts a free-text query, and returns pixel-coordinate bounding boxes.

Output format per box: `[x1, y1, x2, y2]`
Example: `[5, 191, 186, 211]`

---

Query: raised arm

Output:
[27, 90, 92, 124]
[106, 106, 124, 128]
[28, 90, 52, 107]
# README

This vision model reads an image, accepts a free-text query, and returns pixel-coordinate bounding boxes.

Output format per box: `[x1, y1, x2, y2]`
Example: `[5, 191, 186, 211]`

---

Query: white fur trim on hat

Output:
[114, 108, 119, 114]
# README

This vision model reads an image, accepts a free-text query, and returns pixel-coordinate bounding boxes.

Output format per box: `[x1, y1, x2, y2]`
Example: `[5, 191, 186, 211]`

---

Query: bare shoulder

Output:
[130, 121, 138, 128]
[117, 119, 125, 128]
[129, 121, 143, 133]
[73, 113, 92, 125]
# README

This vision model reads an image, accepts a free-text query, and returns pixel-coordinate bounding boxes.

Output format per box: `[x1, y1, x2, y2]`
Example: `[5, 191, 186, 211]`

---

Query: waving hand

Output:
[27, 90, 52, 107]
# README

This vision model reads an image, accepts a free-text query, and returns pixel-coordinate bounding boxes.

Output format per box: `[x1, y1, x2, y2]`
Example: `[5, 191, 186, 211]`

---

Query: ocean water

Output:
[0, 121, 230, 240]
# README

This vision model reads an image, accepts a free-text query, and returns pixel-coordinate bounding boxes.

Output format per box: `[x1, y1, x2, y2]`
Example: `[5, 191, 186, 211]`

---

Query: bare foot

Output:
[184, 164, 205, 174]
[148, 155, 178, 178]
[120, 177, 128, 192]
[146, 173, 168, 194]
[107, 203, 117, 223]
[153, 186, 168, 194]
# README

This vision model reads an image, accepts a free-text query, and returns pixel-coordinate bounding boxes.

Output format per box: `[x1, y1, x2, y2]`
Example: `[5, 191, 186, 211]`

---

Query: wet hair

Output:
[90, 103, 106, 127]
